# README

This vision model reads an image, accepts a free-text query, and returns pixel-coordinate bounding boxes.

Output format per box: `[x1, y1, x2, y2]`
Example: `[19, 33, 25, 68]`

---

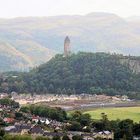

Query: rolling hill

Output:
[1, 12, 140, 71]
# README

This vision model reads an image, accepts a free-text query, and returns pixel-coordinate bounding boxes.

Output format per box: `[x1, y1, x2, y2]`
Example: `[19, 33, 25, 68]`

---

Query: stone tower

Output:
[64, 36, 71, 57]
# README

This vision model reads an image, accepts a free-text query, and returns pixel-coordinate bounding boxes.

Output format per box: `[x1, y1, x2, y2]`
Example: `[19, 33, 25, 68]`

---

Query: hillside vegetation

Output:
[2, 52, 140, 98]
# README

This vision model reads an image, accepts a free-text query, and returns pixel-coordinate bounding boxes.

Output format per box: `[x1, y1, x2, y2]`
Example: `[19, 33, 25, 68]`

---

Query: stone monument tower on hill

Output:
[64, 36, 71, 57]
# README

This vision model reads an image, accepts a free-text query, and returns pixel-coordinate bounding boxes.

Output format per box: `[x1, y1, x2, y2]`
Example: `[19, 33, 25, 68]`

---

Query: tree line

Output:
[20, 105, 67, 122]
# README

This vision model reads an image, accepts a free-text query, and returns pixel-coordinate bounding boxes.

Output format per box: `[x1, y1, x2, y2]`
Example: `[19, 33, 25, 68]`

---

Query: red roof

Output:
[32, 116, 39, 119]
[4, 118, 14, 123]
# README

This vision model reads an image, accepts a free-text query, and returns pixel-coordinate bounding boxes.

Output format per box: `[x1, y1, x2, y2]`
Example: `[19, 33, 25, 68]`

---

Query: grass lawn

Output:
[83, 107, 140, 122]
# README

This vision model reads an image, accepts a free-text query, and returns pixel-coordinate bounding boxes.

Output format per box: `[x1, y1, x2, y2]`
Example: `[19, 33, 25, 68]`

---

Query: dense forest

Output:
[1, 52, 140, 98]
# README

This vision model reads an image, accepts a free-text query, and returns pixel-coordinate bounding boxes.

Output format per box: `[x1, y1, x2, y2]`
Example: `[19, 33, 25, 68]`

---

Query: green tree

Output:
[100, 113, 110, 130]
[62, 88, 67, 94]
[68, 121, 81, 131]
[119, 119, 133, 140]
[133, 123, 140, 136]
[122, 134, 127, 140]
[0, 129, 5, 137]
[36, 136, 50, 140]
[56, 88, 62, 95]
[62, 135, 71, 140]
[72, 135, 83, 140]
[79, 113, 91, 126]
[52, 136, 61, 140]
[67, 88, 72, 95]
[48, 84, 55, 93]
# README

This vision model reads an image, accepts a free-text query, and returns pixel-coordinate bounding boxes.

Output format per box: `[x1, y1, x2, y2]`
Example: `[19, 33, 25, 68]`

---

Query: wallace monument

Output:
[64, 36, 71, 57]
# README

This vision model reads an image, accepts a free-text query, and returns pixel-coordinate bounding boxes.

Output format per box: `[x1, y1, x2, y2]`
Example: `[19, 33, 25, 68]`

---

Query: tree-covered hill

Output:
[3, 52, 140, 98]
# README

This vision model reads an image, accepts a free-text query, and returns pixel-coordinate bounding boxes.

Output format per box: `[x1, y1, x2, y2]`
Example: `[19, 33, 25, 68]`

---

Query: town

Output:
[0, 93, 139, 140]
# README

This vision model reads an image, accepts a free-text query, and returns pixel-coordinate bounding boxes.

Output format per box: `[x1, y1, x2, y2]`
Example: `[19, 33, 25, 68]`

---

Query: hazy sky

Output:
[1, 0, 140, 18]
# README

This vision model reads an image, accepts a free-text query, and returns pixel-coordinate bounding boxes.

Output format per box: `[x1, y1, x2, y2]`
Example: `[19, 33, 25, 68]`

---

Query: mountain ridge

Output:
[0, 12, 140, 71]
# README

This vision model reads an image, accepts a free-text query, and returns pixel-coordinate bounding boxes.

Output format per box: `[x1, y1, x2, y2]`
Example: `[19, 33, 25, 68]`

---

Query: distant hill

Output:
[3, 53, 140, 99]
[1, 12, 140, 71]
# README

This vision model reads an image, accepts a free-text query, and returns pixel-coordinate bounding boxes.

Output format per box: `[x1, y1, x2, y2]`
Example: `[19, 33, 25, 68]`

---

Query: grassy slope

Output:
[84, 107, 140, 122]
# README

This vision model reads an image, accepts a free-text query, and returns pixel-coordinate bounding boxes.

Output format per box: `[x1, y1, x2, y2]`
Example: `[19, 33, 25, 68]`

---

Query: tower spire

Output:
[64, 36, 71, 57]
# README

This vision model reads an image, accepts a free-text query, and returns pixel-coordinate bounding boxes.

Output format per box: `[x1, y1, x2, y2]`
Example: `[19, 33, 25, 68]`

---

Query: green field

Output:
[84, 107, 140, 122]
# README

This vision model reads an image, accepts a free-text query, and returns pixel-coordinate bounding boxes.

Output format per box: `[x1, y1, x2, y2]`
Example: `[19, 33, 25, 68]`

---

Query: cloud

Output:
[0, 0, 140, 18]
